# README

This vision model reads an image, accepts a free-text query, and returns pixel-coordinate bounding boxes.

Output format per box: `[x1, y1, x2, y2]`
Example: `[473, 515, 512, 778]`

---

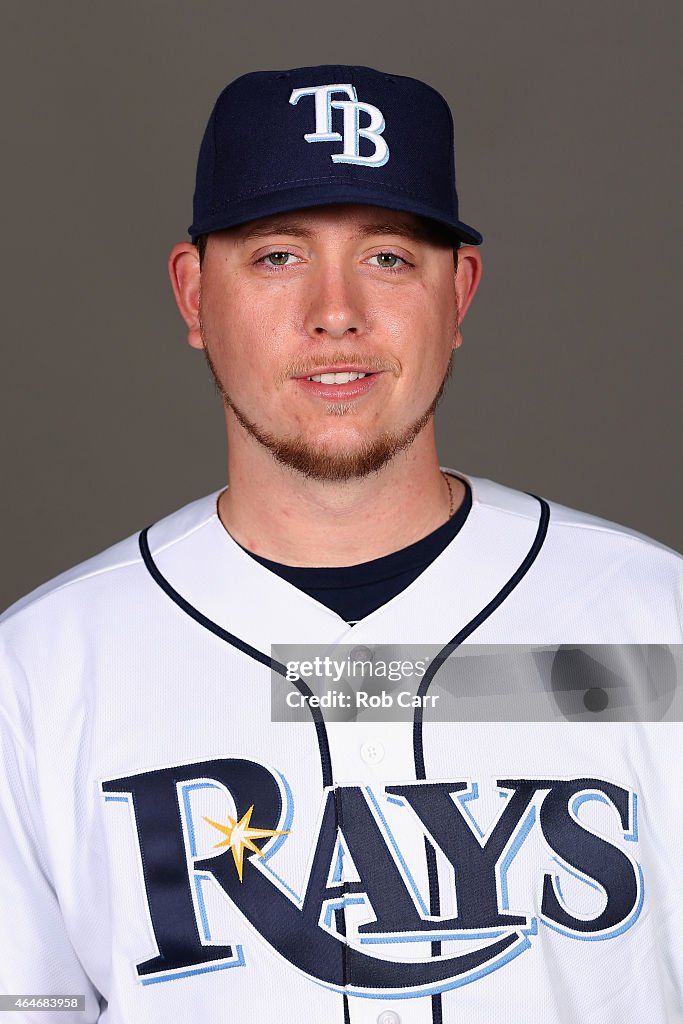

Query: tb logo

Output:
[289, 83, 389, 167]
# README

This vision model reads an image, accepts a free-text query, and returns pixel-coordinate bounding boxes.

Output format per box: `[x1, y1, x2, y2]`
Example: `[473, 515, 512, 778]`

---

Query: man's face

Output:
[196, 204, 464, 481]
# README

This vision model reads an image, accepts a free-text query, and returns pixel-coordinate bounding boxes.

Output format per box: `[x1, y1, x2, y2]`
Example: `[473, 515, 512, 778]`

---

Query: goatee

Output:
[202, 345, 454, 483]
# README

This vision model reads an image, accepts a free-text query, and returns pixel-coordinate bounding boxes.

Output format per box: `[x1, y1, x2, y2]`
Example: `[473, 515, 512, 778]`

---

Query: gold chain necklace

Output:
[442, 471, 454, 519]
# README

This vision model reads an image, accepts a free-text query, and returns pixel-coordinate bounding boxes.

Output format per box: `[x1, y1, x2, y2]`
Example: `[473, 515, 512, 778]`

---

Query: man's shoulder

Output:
[0, 489, 222, 631]
[462, 470, 682, 565]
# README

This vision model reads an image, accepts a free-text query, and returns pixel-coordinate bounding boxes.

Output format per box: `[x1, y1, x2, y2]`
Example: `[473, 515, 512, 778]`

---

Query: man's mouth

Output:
[306, 371, 367, 384]
[293, 368, 382, 399]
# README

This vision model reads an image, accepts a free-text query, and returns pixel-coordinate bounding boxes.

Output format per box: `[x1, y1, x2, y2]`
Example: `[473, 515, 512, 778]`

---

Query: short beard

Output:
[201, 343, 454, 483]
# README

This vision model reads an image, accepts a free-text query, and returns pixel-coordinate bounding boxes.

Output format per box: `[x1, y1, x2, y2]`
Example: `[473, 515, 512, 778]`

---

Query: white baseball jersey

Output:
[1, 470, 682, 1023]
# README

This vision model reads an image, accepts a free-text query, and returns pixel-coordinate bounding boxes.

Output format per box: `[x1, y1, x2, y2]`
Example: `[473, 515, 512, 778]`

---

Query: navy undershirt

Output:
[238, 477, 472, 625]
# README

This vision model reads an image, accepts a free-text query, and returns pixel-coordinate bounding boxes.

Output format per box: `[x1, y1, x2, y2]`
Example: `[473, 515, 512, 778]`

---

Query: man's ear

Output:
[452, 246, 483, 349]
[168, 243, 203, 350]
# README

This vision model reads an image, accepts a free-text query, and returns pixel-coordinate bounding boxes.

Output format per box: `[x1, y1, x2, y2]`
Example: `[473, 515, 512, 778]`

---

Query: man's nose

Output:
[304, 264, 366, 339]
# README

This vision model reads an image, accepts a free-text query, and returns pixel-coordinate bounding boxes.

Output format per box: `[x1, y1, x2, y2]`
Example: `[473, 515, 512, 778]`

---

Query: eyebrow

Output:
[357, 221, 434, 242]
[239, 223, 316, 240]
[237, 218, 431, 243]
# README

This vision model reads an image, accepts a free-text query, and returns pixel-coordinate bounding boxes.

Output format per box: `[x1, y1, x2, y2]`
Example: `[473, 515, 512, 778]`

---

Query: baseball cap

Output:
[188, 65, 482, 246]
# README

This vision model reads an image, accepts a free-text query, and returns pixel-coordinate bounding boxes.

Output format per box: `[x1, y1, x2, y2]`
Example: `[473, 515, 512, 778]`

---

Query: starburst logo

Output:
[203, 805, 289, 882]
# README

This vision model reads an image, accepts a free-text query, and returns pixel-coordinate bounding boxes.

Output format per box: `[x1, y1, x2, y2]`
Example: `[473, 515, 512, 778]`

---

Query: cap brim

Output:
[189, 184, 482, 246]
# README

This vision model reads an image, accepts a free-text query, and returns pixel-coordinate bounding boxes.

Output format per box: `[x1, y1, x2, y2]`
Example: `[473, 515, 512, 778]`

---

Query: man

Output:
[1, 65, 681, 1024]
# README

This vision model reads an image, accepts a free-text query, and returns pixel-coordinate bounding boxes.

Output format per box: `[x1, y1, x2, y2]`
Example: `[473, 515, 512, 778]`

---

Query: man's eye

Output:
[369, 252, 406, 269]
[260, 251, 297, 267]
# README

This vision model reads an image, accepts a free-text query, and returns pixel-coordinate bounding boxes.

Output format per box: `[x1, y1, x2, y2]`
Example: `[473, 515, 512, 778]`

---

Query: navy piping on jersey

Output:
[138, 491, 550, 1024]
[137, 528, 337, 786]
[416, 492, 550, 1024]
[412, 493, 551, 778]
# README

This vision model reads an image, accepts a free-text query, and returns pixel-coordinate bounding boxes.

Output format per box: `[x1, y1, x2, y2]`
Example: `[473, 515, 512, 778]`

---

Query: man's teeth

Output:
[307, 372, 368, 384]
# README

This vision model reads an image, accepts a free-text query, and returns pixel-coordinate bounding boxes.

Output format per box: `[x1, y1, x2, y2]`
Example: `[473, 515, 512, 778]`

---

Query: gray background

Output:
[2, 0, 681, 611]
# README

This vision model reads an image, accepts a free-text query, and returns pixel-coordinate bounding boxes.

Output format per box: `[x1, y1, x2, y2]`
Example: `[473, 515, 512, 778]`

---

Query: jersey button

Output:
[350, 645, 375, 662]
[377, 1012, 400, 1024]
[360, 740, 385, 766]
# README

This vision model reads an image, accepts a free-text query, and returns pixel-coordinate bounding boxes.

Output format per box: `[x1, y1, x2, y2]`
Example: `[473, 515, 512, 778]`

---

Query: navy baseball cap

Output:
[188, 65, 482, 246]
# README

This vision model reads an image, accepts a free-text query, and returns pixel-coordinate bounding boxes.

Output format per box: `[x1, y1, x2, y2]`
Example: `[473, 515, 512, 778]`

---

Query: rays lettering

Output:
[101, 757, 642, 994]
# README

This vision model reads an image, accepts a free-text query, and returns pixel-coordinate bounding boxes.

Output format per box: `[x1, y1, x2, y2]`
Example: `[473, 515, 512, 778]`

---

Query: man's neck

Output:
[216, 435, 464, 568]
